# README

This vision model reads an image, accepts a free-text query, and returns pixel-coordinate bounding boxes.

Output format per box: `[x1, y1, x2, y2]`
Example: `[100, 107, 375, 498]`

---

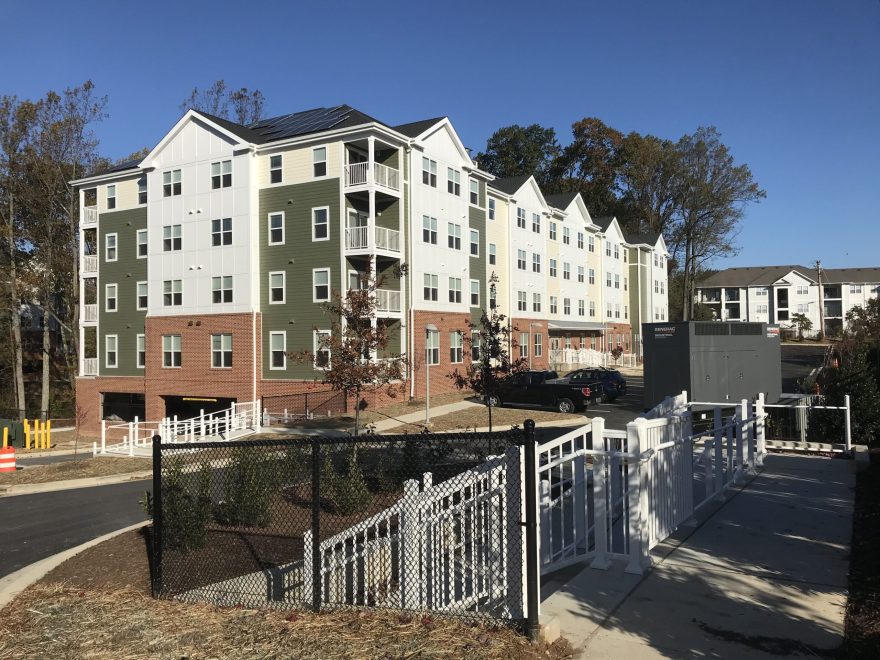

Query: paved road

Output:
[0, 480, 150, 578]
[781, 343, 827, 393]
[587, 374, 646, 430]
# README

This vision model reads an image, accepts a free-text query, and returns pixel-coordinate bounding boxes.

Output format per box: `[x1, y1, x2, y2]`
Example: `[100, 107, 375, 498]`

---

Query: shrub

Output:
[213, 447, 276, 527]
[141, 458, 212, 553]
[321, 447, 371, 515]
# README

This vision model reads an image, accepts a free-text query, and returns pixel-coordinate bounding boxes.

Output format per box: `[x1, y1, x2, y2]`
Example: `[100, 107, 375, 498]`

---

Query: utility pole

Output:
[815, 260, 824, 339]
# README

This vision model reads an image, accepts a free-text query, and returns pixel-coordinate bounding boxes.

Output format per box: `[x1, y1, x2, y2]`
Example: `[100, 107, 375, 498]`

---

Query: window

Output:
[423, 273, 438, 301]
[606, 240, 612, 257]
[654, 279, 659, 293]
[314, 330, 331, 369]
[136, 282, 148, 310]
[797, 303, 809, 314]
[564, 298, 571, 315]
[578, 300, 585, 317]
[212, 276, 233, 304]
[313, 269, 330, 302]
[517, 207, 526, 229]
[577, 266, 585, 283]
[163, 169, 181, 197]
[534, 332, 543, 358]
[577, 232, 584, 249]
[532, 253, 541, 273]
[606, 273, 612, 288]
[269, 154, 282, 184]
[470, 280, 480, 307]
[426, 330, 439, 365]
[549, 259, 557, 277]
[614, 244, 619, 259]
[470, 229, 479, 257]
[563, 227, 570, 245]
[268, 212, 284, 245]
[105, 283, 117, 312]
[614, 274, 620, 289]
[448, 277, 462, 303]
[550, 296, 558, 314]
[797, 285, 809, 295]
[163, 335, 181, 367]
[211, 160, 232, 189]
[137, 177, 147, 204]
[517, 249, 527, 270]
[519, 332, 529, 359]
[450, 331, 463, 363]
[422, 157, 437, 187]
[532, 213, 541, 233]
[106, 184, 116, 210]
[212, 218, 232, 246]
[660, 280, 665, 294]
[624, 305, 628, 319]
[563, 262, 571, 280]
[422, 216, 437, 244]
[756, 287, 768, 297]
[312, 207, 329, 241]
[588, 236, 595, 252]
[488, 243, 497, 265]
[163, 225, 182, 251]
[589, 301, 596, 317]
[757, 304, 768, 314]
[588, 268, 595, 285]
[624, 277, 628, 291]
[469, 179, 479, 205]
[549, 222, 557, 240]
[136, 334, 145, 369]
[105, 335, 118, 368]
[850, 284, 863, 294]
[532, 292, 541, 313]
[136, 229, 148, 257]
[471, 330, 481, 361]
[488, 198, 495, 220]
[623, 250, 627, 263]
[447, 223, 461, 250]
[105, 233, 117, 262]
[606, 303, 612, 318]
[615, 304, 621, 319]
[211, 333, 232, 368]
[313, 147, 327, 177]
[517, 291, 527, 312]
[163, 280, 182, 306]
[447, 168, 461, 195]
[654, 254, 659, 267]
[269, 271, 285, 304]
[269, 332, 286, 370]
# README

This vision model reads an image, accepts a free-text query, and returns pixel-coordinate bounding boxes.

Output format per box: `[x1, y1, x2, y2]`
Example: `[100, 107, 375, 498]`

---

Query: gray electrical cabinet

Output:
[642, 322, 781, 409]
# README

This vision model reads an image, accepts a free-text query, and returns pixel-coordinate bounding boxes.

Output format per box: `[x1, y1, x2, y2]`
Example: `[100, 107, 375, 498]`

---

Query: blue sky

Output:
[3, 0, 878, 269]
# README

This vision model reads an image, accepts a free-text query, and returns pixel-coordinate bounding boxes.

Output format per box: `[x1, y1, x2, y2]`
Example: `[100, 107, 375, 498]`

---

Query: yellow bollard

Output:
[46, 420, 52, 449]
[24, 419, 30, 450]
[2, 427, 7, 449]
[40, 421, 46, 450]
[35, 420, 43, 450]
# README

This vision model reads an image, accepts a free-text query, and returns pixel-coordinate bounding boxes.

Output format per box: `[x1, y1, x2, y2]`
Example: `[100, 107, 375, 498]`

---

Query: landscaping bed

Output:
[382, 405, 586, 433]
[0, 528, 572, 659]
[0, 456, 151, 485]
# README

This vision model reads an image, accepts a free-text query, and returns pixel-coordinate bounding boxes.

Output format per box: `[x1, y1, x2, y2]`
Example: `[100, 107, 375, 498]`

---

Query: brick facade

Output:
[510, 318, 549, 370]
[75, 375, 145, 437]
[603, 322, 634, 352]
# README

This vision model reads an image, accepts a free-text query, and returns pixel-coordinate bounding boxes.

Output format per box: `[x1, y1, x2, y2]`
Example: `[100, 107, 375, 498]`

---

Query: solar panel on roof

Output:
[245, 105, 358, 142]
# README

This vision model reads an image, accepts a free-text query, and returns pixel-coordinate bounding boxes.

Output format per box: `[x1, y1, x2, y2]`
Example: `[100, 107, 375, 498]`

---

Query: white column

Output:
[713, 407, 724, 499]
[844, 394, 852, 451]
[734, 400, 748, 485]
[590, 416, 610, 570]
[625, 418, 650, 575]
[755, 393, 766, 467]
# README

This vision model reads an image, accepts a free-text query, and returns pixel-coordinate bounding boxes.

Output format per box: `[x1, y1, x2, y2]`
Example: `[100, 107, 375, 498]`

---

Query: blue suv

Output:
[558, 368, 627, 403]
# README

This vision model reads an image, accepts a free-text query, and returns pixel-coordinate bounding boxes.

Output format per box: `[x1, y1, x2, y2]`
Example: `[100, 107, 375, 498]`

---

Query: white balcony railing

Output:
[345, 162, 369, 186]
[82, 206, 98, 226]
[373, 162, 400, 191]
[343, 161, 400, 192]
[345, 226, 401, 253]
[375, 226, 400, 252]
[83, 255, 98, 274]
[345, 226, 369, 250]
[375, 289, 401, 314]
[83, 304, 98, 322]
[82, 357, 98, 376]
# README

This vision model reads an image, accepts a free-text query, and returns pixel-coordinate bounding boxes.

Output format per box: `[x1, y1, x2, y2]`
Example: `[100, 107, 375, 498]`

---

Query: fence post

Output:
[504, 442, 525, 621]
[844, 394, 852, 451]
[713, 407, 724, 499]
[735, 400, 748, 485]
[101, 419, 106, 454]
[625, 418, 649, 575]
[151, 434, 162, 598]
[590, 416, 611, 571]
[522, 419, 540, 642]
[681, 411, 697, 527]
[755, 393, 766, 467]
[400, 479, 421, 609]
[310, 438, 321, 612]
[746, 398, 756, 474]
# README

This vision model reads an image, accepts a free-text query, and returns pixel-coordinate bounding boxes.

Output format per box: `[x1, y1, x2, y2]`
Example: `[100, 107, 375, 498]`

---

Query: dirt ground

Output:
[0, 528, 573, 660]
[382, 405, 586, 433]
[0, 456, 151, 485]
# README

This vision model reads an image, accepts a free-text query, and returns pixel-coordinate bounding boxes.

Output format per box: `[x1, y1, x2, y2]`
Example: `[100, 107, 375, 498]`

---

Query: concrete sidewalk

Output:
[542, 453, 854, 658]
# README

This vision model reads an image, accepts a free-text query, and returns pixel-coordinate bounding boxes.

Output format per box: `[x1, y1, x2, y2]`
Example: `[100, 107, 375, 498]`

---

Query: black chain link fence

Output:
[149, 427, 540, 631]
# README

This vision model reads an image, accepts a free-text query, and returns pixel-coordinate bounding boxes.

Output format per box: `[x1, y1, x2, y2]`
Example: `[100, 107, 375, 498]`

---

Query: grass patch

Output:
[0, 457, 151, 485]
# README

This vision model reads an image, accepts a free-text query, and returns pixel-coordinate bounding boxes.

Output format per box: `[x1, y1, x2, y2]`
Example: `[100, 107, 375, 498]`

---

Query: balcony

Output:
[82, 357, 98, 376]
[344, 162, 400, 192]
[700, 290, 721, 303]
[82, 205, 98, 226]
[375, 289, 401, 315]
[83, 255, 98, 274]
[345, 225, 401, 254]
[83, 304, 98, 323]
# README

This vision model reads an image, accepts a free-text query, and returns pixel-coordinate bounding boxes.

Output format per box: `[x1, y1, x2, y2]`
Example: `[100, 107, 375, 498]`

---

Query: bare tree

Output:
[181, 80, 265, 125]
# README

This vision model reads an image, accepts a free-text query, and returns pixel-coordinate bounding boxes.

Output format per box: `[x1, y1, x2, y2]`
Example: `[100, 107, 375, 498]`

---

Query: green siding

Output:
[469, 203, 487, 325]
[260, 178, 341, 379]
[98, 208, 147, 376]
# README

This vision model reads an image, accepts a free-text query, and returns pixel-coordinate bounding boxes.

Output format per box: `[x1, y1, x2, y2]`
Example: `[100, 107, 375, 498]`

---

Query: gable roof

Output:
[698, 266, 816, 288]
[544, 192, 579, 210]
[488, 175, 532, 195]
[96, 158, 143, 175]
[625, 231, 661, 247]
[393, 117, 445, 138]
[820, 268, 880, 284]
[593, 216, 615, 232]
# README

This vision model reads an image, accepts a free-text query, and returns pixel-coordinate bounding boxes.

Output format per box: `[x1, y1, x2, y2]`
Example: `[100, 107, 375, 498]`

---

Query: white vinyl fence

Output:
[549, 348, 639, 370]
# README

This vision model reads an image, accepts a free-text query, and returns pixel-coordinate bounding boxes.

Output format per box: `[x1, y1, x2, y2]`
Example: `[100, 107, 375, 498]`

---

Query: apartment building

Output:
[73, 104, 669, 433]
[695, 266, 880, 336]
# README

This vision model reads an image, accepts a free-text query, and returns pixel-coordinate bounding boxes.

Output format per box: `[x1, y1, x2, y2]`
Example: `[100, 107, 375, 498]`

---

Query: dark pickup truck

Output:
[486, 370, 602, 413]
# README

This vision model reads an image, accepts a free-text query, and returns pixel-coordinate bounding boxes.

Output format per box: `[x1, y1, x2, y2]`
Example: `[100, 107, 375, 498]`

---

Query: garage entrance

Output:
[162, 395, 235, 420]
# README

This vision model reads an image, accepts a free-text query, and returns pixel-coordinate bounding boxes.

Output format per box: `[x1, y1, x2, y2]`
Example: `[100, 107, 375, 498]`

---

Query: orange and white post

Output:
[0, 427, 15, 472]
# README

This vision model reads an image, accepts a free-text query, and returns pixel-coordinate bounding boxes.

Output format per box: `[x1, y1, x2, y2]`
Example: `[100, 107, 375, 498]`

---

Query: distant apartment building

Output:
[695, 266, 880, 336]
[72, 105, 669, 432]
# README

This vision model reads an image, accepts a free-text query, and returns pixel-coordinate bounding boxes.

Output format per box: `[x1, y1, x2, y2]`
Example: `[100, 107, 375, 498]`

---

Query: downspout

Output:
[406, 145, 415, 399]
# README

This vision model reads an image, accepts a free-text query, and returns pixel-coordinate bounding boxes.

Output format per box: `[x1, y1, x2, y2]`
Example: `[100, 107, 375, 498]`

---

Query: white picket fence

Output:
[549, 348, 639, 370]
[95, 401, 262, 457]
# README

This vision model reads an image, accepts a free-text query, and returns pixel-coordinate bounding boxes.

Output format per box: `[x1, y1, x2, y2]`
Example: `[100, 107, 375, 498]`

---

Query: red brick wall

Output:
[603, 323, 634, 352]
[410, 310, 473, 398]
[510, 318, 549, 370]
[75, 375, 145, 436]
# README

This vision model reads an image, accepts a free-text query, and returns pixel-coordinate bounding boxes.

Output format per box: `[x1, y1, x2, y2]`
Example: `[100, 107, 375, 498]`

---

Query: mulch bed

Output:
[845, 450, 880, 658]
[0, 457, 151, 485]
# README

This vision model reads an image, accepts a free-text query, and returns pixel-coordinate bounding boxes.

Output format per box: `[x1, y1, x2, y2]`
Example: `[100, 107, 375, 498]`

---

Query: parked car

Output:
[486, 370, 602, 413]
[556, 368, 627, 402]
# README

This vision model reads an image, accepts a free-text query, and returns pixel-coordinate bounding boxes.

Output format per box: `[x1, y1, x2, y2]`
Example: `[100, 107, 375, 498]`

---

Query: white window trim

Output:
[313, 267, 331, 303]
[136, 281, 148, 311]
[106, 184, 116, 210]
[469, 179, 480, 206]
[162, 335, 182, 368]
[268, 212, 285, 246]
[470, 279, 480, 307]
[105, 232, 118, 262]
[136, 334, 145, 369]
[136, 229, 147, 259]
[269, 154, 283, 185]
[105, 283, 117, 313]
[312, 206, 330, 242]
[105, 334, 118, 369]
[211, 333, 233, 369]
[268, 271, 286, 305]
[469, 228, 479, 257]
[314, 329, 331, 370]
[269, 331, 287, 370]
[312, 145, 328, 178]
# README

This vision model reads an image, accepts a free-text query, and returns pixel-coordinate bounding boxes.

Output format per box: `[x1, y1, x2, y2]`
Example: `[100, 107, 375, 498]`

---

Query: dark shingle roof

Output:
[488, 175, 532, 195]
[820, 268, 880, 284]
[544, 192, 579, 210]
[593, 216, 615, 232]
[99, 158, 142, 175]
[698, 266, 816, 288]
[393, 117, 445, 138]
[625, 231, 661, 246]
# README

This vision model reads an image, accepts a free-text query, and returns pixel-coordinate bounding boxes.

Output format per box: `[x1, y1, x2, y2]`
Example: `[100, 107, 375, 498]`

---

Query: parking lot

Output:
[586, 373, 646, 431]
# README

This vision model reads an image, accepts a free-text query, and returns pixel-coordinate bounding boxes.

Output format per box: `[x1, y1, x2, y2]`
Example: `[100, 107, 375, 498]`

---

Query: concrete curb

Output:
[0, 471, 152, 497]
[0, 520, 150, 611]
[9, 448, 85, 459]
